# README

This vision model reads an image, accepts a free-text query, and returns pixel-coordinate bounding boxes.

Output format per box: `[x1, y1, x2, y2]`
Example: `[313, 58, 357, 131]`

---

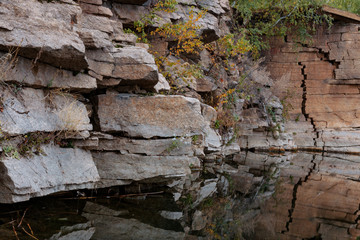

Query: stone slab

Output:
[0, 145, 99, 203]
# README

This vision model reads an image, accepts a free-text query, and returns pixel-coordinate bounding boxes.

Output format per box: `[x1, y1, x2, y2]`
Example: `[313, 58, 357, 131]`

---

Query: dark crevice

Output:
[104, 132, 186, 141]
[299, 62, 319, 147]
[282, 154, 317, 233]
[83, 91, 101, 132]
[353, 204, 360, 227]
[281, 178, 300, 233]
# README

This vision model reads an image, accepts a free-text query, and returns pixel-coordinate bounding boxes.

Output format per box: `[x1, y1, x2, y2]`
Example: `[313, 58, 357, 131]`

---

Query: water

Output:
[0, 193, 183, 240]
[0, 152, 359, 239]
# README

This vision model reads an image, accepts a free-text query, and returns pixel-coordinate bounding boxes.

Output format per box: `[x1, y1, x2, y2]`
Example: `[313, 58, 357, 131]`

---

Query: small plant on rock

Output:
[2, 145, 20, 159]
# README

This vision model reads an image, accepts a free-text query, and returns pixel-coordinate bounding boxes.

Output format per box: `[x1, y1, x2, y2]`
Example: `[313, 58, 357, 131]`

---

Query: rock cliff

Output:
[264, 21, 360, 153]
[0, 0, 228, 203]
[0, 0, 359, 217]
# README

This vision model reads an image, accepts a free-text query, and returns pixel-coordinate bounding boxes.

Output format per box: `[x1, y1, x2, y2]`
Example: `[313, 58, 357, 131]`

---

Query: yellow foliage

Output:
[155, 9, 206, 56]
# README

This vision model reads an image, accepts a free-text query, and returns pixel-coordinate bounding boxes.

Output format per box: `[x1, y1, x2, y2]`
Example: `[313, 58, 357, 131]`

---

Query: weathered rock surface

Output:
[154, 73, 171, 92]
[0, 87, 92, 136]
[1, 53, 96, 91]
[265, 22, 360, 153]
[0, 144, 99, 203]
[196, 0, 226, 15]
[91, 137, 195, 156]
[0, 0, 88, 71]
[97, 93, 208, 138]
[0, 0, 229, 205]
[193, 179, 217, 206]
[87, 46, 160, 89]
[92, 152, 200, 187]
[112, 4, 148, 25]
[112, 47, 159, 86]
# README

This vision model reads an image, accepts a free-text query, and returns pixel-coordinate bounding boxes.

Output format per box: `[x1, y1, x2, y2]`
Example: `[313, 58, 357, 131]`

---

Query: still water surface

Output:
[0, 152, 359, 240]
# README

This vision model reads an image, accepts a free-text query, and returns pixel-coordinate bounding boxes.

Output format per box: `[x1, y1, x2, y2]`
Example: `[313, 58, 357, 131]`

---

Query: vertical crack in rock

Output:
[282, 154, 317, 233]
[299, 62, 319, 147]
[353, 204, 360, 230]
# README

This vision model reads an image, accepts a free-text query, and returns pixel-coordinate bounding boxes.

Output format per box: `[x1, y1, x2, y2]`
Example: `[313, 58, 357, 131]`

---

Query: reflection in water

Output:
[0, 153, 359, 239]
[241, 152, 360, 239]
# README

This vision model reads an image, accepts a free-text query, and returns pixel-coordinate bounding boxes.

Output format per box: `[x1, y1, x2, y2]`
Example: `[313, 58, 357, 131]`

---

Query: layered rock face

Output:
[0, 0, 227, 203]
[0, 0, 358, 217]
[264, 22, 360, 153]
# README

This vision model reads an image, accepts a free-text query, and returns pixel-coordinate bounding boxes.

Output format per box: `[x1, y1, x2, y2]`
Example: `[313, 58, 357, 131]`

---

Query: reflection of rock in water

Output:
[82, 201, 185, 240]
[47, 222, 95, 240]
[236, 152, 360, 239]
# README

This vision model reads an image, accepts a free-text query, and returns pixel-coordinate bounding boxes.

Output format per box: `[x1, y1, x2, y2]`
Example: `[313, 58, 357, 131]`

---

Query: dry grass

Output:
[56, 98, 89, 132]
[0, 47, 19, 83]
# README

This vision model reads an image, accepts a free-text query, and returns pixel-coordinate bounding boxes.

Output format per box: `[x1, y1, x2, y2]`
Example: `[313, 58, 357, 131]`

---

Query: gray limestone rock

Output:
[154, 73, 171, 92]
[0, 145, 99, 203]
[77, 28, 113, 49]
[2, 53, 96, 91]
[79, 14, 115, 34]
[97, 93, 208, 138]
[112, 46, 159, 87]
[114, 32, 138, 45]
[87, 46, 159, 89]
[0, 87, 92, 136]
[112, 4, 148, 24]
[92, 152, 200, 188]
[193, 179, 217, 206]
[196, 0, 225, 15]
[92, 137, 194, 156]
[0, 0, 87, 71]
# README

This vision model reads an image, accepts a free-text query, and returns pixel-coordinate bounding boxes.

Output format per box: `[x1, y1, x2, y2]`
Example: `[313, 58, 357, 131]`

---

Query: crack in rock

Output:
[282, 154, 318, 233]
[299, 62, 319, 147]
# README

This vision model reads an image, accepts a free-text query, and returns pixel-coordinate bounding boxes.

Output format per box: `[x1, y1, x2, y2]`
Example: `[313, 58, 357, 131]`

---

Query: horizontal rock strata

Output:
[264, 22, 360, 153]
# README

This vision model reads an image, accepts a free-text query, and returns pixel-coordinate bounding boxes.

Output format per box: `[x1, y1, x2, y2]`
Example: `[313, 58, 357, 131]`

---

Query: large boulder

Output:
[0, 0, 87, 71]
[0, 145, 99, 203]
